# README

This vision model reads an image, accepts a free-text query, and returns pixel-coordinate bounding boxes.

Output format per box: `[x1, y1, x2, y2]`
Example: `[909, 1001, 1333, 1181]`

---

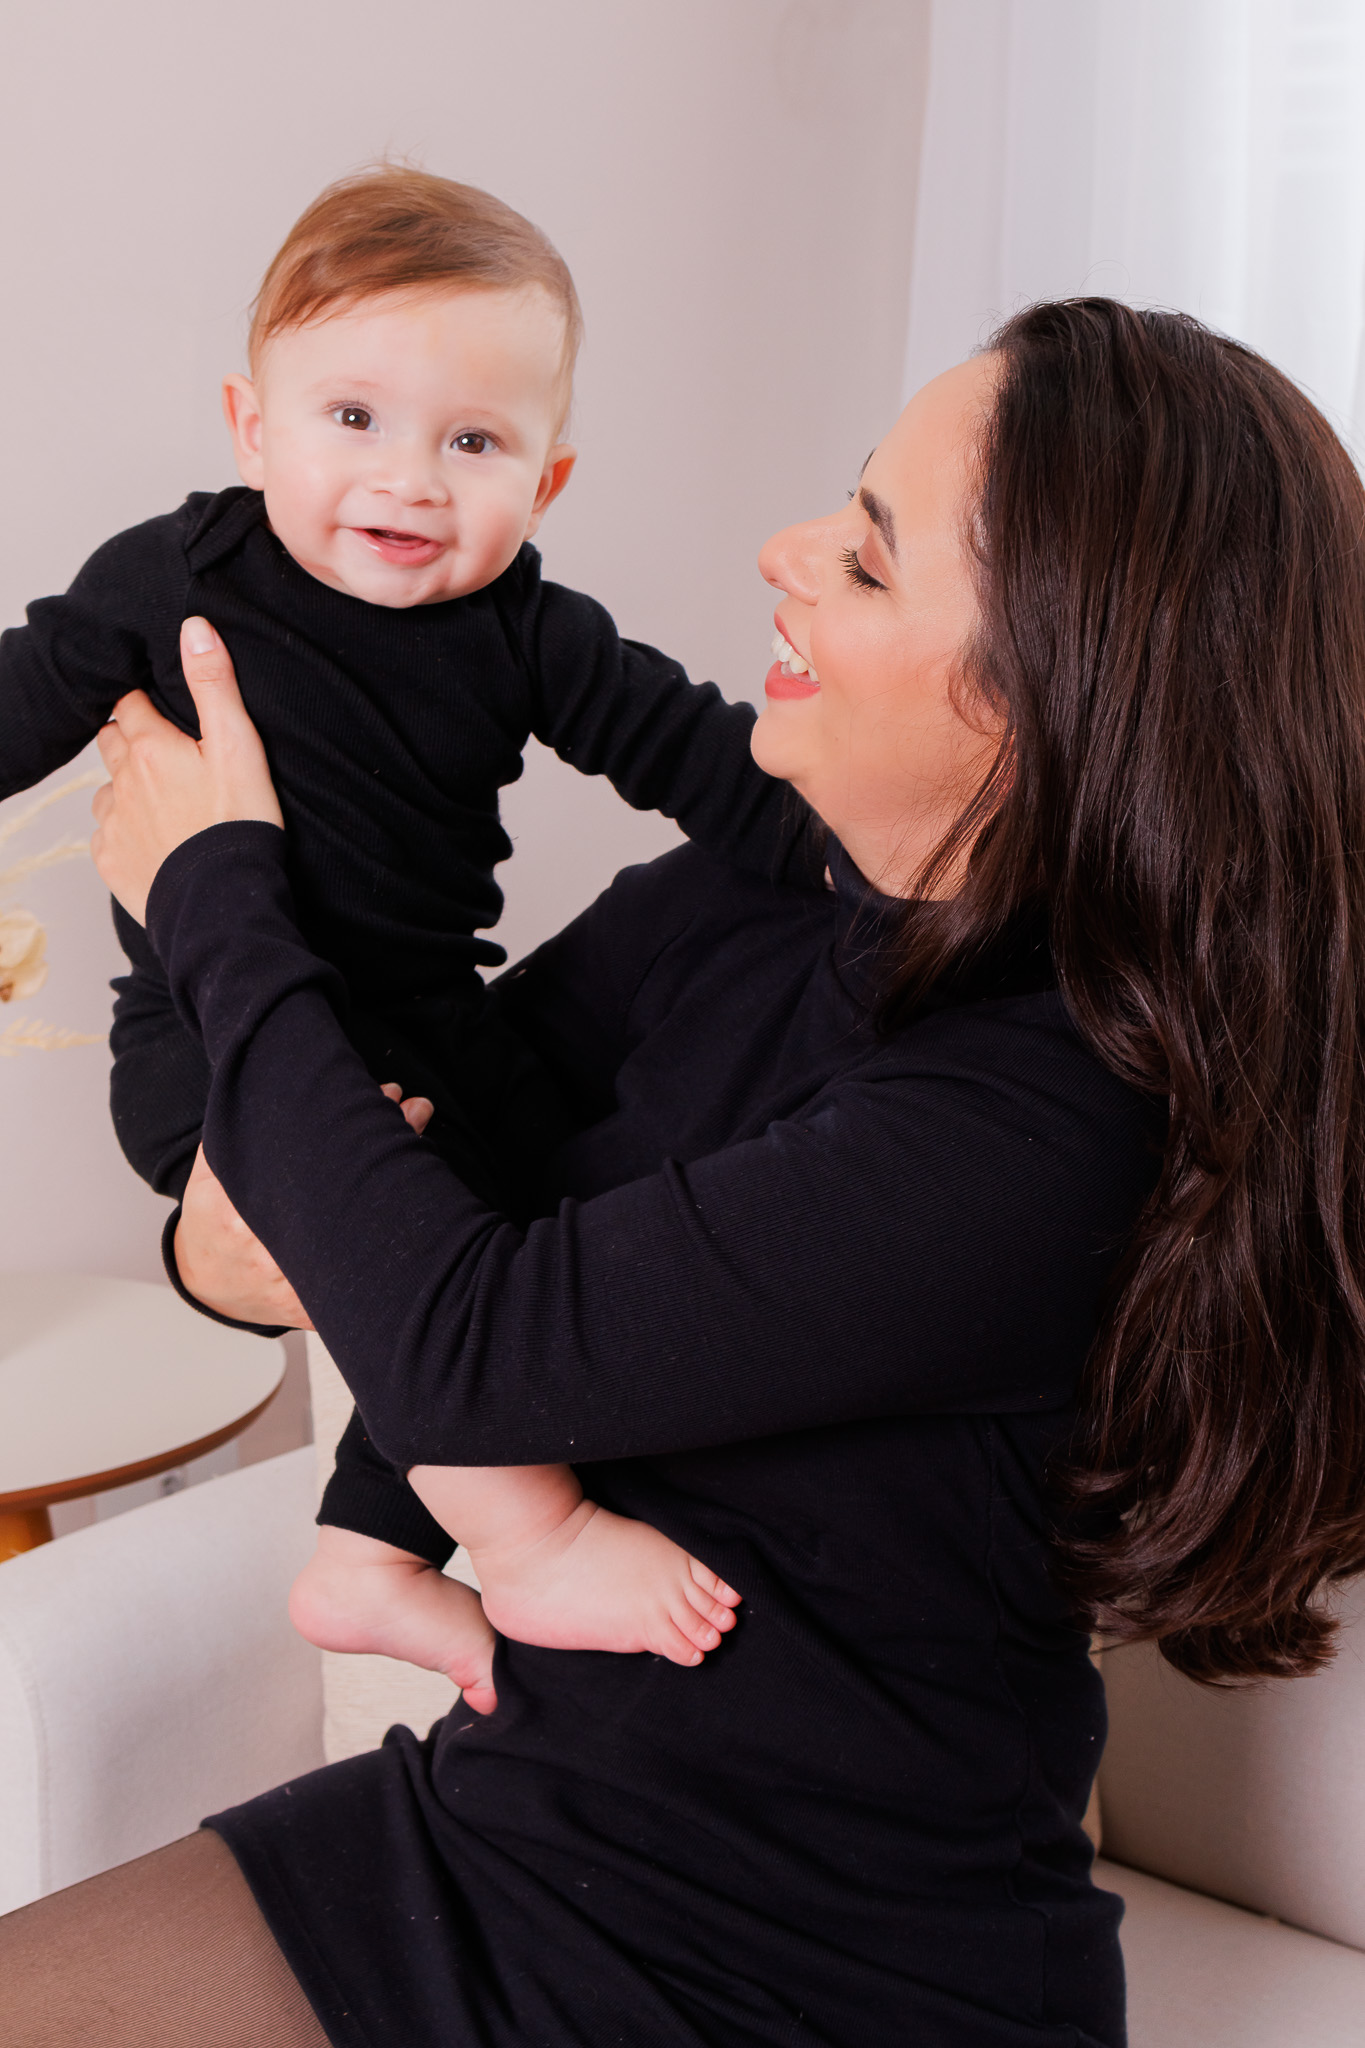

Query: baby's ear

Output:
[524, 445, 577, 538]
[222, 374, 266, 489]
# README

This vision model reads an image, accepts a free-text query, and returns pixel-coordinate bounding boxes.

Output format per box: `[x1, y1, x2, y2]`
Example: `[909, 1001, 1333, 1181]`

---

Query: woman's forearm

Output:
[146, 824, 1118, 1472]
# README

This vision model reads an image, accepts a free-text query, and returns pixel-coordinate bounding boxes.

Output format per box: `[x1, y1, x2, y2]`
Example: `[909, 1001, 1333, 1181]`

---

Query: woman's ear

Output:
[222, 373, 266, 489]
[524, 445, 577, 539]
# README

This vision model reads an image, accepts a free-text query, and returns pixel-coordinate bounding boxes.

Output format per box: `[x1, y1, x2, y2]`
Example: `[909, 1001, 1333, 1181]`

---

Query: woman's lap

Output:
[0, 1828, 329, 2048]
[208, 1725, 783, 2046]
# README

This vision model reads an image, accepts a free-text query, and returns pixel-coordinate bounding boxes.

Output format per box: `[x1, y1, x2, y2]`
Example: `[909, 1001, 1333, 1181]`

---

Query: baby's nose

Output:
[372, 443, 449, 506]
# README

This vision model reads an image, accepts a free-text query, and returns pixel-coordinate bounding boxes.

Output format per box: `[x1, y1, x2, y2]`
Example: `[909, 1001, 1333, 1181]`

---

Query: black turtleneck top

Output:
[142, 815, 1158, 2048]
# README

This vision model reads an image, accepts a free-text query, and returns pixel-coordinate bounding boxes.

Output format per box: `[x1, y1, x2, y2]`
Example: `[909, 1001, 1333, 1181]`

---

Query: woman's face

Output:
[752, 354, 1000, 896]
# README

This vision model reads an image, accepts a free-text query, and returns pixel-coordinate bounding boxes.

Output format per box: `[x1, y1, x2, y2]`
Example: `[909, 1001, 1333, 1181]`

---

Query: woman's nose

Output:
[758, 519, 824, 604]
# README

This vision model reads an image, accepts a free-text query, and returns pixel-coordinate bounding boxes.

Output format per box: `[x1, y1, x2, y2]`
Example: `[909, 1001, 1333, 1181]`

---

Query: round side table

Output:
[0, 1272, 285, 1561]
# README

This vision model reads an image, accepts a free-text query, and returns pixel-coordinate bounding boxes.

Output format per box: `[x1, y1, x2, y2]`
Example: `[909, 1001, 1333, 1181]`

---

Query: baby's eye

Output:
[333, 406, 373, 432]
[453, 432, 493, 454]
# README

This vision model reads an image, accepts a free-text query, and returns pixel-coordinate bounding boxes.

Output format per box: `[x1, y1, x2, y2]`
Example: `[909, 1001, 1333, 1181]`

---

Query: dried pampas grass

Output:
[0, 770, 104, 1054]
[0, 1016, 102, 1057]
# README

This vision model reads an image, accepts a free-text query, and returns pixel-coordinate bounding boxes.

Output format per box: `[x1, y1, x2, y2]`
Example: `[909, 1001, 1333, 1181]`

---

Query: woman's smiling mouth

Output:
[766, 627, 820, 700]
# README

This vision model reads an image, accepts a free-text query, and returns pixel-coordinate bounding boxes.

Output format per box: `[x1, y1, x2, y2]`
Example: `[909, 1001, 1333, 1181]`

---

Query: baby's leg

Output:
[289, 1527, 499, 1715]
[408, 1462, 742, 1667]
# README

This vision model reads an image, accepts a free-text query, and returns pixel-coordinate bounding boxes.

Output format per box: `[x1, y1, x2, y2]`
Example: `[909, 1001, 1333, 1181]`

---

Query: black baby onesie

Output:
[0, 487, 799, 1550]
[0, 485, 795, 1201]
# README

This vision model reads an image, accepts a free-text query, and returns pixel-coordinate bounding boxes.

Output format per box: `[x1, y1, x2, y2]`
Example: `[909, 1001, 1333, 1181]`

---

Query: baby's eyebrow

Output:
[858, 486, 898, 562]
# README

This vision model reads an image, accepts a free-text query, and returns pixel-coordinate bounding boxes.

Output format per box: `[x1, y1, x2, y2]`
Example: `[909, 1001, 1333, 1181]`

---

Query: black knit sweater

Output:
[143, 818, 1158, 2047]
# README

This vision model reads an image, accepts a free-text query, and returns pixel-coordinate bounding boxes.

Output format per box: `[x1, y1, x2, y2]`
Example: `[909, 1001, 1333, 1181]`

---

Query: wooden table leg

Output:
[0, 1505, 53, 1561]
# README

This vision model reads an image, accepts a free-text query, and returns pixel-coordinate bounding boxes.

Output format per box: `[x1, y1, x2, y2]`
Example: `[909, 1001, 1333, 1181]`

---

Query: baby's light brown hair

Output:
[249, 165, 582, 425]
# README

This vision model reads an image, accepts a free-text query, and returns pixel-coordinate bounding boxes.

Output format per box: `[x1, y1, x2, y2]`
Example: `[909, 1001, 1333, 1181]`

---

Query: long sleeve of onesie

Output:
[516, 572, 808, 884]
[0, 516, 191, 797]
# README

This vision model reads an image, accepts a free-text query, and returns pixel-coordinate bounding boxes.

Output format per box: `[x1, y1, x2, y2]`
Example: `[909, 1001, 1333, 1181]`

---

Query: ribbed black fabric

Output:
[144, 821, 1158, 2046]
[0, 487, 794, 1201]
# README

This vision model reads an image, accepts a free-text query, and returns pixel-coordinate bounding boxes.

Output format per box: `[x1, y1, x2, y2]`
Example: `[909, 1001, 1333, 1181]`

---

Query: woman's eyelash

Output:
[841, 544, 883, 592]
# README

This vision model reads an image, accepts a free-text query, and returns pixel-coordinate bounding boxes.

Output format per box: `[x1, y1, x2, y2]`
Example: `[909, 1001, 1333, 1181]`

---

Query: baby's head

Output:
[224, 166, 582, 608]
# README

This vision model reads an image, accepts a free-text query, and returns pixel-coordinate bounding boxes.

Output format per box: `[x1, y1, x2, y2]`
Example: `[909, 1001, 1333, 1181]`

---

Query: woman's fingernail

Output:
[182, 616, 217, 655]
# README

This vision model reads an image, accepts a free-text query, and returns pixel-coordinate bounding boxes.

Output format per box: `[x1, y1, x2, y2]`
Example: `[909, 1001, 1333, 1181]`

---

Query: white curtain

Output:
[904, 0, 1365, 456]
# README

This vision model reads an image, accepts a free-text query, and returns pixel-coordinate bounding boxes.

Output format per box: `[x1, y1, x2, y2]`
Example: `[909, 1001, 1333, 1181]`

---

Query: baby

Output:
[0, 166, 794, 1709]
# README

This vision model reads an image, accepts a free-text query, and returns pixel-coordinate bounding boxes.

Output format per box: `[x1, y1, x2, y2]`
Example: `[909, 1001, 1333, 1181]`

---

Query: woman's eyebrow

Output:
[859, 486, 899, 561]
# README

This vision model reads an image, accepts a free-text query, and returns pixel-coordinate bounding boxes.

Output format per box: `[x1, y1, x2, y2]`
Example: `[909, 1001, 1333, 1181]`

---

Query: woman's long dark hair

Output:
[888, 299, 1365, 1683]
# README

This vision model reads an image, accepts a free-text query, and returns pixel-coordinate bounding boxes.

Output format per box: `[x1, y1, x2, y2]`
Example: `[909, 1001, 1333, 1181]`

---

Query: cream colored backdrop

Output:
[0, 0, 930, 1279]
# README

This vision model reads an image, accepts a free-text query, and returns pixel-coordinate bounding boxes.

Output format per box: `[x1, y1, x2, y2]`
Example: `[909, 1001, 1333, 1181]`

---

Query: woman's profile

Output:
[5, 297, 1365, 2048]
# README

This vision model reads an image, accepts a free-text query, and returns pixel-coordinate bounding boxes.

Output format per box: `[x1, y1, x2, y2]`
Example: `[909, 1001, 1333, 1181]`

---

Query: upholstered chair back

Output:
[1099, 1579, 1365, 1948]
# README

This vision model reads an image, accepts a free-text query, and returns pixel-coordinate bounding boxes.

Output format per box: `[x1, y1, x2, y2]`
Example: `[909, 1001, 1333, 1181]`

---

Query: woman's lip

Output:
[355, 527, 443, 566]
[765, 661, 820, 701]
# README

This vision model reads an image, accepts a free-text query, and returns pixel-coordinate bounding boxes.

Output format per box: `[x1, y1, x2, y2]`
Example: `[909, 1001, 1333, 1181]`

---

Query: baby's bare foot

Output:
[290, 1533, 499, 1714]
[472, 1502, 742, 1668]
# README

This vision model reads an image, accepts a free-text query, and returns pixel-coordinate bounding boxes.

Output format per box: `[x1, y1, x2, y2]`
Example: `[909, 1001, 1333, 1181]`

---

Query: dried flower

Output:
[0, 771, 103, 1053]
[0, 908, 48, 1003]
[0, 1015, 100, 1056]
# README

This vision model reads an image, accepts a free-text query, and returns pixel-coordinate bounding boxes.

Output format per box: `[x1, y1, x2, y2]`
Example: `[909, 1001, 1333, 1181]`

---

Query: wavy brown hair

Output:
[887, 298, 1365, 1682]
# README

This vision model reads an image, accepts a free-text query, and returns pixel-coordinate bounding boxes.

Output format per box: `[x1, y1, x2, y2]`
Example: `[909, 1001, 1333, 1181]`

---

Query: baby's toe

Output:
[687, 1556, 742, 1606]
[658, 1613, 720, 1662]
[665, 1603, 726, 1659]
[683, 1576, 739, 1632]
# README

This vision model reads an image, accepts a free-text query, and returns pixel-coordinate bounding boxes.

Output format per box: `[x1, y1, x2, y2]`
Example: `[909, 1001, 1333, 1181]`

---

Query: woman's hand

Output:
[175, 1085, 434, 1327]
[175, 1142, 315, 1330]
[91, 616, 284, 924]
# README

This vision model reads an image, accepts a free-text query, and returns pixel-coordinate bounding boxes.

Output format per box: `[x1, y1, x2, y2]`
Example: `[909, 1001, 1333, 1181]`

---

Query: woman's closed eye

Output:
[841, 543, 884, 592]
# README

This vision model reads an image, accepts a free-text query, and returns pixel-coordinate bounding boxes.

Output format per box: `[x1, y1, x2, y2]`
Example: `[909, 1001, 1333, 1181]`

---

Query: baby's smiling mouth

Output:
[356, 526, 444, 565]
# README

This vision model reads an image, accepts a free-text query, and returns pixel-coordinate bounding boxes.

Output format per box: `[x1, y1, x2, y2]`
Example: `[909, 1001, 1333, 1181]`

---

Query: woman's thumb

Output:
[178, 615, 283, 826]
[180, 616, 244, 730]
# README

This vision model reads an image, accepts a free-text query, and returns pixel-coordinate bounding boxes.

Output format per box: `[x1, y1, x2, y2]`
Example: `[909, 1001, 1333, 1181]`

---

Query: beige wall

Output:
[0, 0, 929, 1279]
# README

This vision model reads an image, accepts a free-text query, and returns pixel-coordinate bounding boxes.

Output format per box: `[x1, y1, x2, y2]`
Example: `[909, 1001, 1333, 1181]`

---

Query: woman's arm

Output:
[94, 629, 1150, 1472]
[147, 819, 1139, 1468]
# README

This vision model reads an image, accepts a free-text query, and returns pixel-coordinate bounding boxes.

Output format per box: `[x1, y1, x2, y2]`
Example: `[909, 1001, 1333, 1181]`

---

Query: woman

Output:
[7, 299, 1365, 2047]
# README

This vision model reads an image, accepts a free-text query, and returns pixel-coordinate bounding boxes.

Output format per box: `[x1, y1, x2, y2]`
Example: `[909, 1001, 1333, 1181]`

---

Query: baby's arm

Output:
[0, 516, 186, 800]
[519, 570, 816, 884]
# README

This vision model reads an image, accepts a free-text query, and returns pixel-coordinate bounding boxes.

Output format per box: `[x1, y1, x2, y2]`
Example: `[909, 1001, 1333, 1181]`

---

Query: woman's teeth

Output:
[771, 631, 819, 683]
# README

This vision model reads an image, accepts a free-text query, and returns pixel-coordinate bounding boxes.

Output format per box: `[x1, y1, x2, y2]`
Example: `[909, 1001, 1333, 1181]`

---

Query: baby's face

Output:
[223, 286, 574, 607]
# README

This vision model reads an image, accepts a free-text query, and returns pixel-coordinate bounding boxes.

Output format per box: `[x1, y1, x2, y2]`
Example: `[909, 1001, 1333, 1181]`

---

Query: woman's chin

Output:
[751, 703, 816, 785]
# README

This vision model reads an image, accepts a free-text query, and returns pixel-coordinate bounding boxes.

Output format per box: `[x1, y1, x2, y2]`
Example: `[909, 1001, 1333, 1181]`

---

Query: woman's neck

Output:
[825, 809, 973, 903]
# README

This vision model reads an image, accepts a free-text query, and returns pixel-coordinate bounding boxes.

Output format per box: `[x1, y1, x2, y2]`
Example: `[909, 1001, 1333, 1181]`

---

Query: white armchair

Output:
[0, 1446, 324, 1913]
[1095, 1587, 1365, 2044]
[2, 1447, 1364, 2045]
